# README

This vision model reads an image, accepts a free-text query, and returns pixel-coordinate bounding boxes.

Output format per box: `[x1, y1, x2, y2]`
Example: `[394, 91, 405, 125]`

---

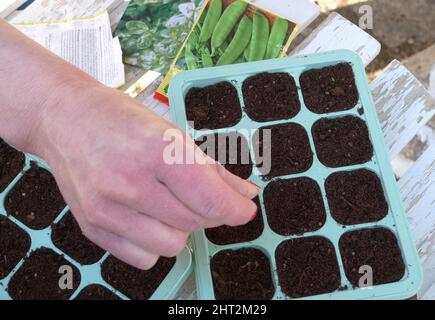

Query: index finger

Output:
[157, 136, 258, 226]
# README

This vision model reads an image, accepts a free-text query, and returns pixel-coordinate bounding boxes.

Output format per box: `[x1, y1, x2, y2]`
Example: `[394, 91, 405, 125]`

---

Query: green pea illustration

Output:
[199, 0, 222, 43]
[247, 11, 269, 61]
[211, 1, 247, 49]
[265, 17, 289, 59]
[217, 15, 252, 66]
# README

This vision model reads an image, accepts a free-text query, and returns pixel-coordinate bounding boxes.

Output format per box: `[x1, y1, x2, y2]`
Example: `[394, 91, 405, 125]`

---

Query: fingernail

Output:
[248, 181, 260, 190]
[249, 208, 258, 222]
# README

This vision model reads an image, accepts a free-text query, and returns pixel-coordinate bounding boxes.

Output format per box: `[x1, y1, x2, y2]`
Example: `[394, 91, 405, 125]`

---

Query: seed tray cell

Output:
[205, 196, 264, 246]
[168, 50, 422, 300]
[0, 153, 192, 300]
[196, 131, 253, 180]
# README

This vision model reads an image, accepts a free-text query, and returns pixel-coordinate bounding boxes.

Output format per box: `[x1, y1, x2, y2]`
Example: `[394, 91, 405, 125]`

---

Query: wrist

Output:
[26, 77, 104, 162]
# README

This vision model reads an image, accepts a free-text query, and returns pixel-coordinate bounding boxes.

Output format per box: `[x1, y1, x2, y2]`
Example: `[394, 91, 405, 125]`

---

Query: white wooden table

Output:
[121, 11, 435, 300]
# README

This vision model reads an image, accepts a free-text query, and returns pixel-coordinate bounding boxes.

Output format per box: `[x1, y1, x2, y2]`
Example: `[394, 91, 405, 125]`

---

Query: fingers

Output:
[97, 130, 258, 230]
[81, 223, 159, 270]
[116, 180, 227, 233]
[157, 159, 258, 227]
[83, 200, 188, 258]
[213, 162, 259, 199]
[190, 133, 259, 199]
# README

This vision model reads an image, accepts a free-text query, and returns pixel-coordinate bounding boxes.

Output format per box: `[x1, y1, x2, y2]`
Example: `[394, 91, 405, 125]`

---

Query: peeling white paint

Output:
[370, 60, 435, 159]
[291, 12, 381, 66]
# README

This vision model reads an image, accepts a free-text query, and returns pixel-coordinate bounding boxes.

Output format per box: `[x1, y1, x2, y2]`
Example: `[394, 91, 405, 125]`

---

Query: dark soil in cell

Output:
[242, 72, 301, 122]
[205, 197, 264, 245]
[7, 247, 81, 300]
[51, 211, 105, 265]
[185, 81, 242, 130]
[300, 63, 359, 114]
[325, 169, 388, 225]
[276, 237, 341, 298]
[253, 122, 313, 178]
[211, 248, 275, 300]
[101, 255, 175, 300]
[74, 285, 121, 300]
[0, 139, 25, 193]
[5, 162, 66, 230]
[196, 132, 252, 180]
[339, 228, 405, 287]
[263, 178, 326, 236]
[312, 116, 373, 167]
[0, 216, 31, 279]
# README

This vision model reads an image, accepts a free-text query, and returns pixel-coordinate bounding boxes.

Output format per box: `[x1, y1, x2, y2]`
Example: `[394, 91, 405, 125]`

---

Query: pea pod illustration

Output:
[199, 0, 222, 43]
[211, 1, 247, 49]
[265, 17, 289, 59]
[216, 15, 252, 66]
[201, 47, 214, 67]
[247, 11, 269, 61]
[185, 47, 198, 70]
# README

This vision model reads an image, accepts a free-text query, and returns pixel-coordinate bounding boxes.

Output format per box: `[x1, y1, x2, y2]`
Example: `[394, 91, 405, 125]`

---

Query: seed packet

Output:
[154, 0, 300, 103]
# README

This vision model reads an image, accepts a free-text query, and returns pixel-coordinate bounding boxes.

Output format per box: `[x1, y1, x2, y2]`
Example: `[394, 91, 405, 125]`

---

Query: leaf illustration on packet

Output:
[115, 0, 205, 74]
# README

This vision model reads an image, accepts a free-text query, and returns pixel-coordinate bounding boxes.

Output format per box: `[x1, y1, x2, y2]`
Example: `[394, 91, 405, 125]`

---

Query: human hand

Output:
[29, 81, 259, 270]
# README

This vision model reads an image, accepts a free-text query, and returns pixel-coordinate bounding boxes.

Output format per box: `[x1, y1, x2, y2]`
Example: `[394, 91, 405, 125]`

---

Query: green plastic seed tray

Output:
[0, 154, 192, 300]
[168, 50, 422, 300]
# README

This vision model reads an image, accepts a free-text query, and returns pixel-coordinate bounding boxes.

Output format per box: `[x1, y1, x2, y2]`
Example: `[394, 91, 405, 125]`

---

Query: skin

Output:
[0, 19, 259, 270]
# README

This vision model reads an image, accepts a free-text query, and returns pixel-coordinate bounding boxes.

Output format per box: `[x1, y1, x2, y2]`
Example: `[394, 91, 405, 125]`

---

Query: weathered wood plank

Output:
[421, 282, 435, 300]
[419, 253, 435, 299]
[124, 70, 161, 99]
[140, 92, 171, 122]
[399, 146, 435, 246]
[109, 0, 129, 32]
[121, 65, 171, 120]
[121, 65, 150, 92]
[290, 12, 381, 66]
[375, 61, 435, 299]
[398, 144, 435, 298]
[370, 60, 435, 159]
[0, 0, 26, 18]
